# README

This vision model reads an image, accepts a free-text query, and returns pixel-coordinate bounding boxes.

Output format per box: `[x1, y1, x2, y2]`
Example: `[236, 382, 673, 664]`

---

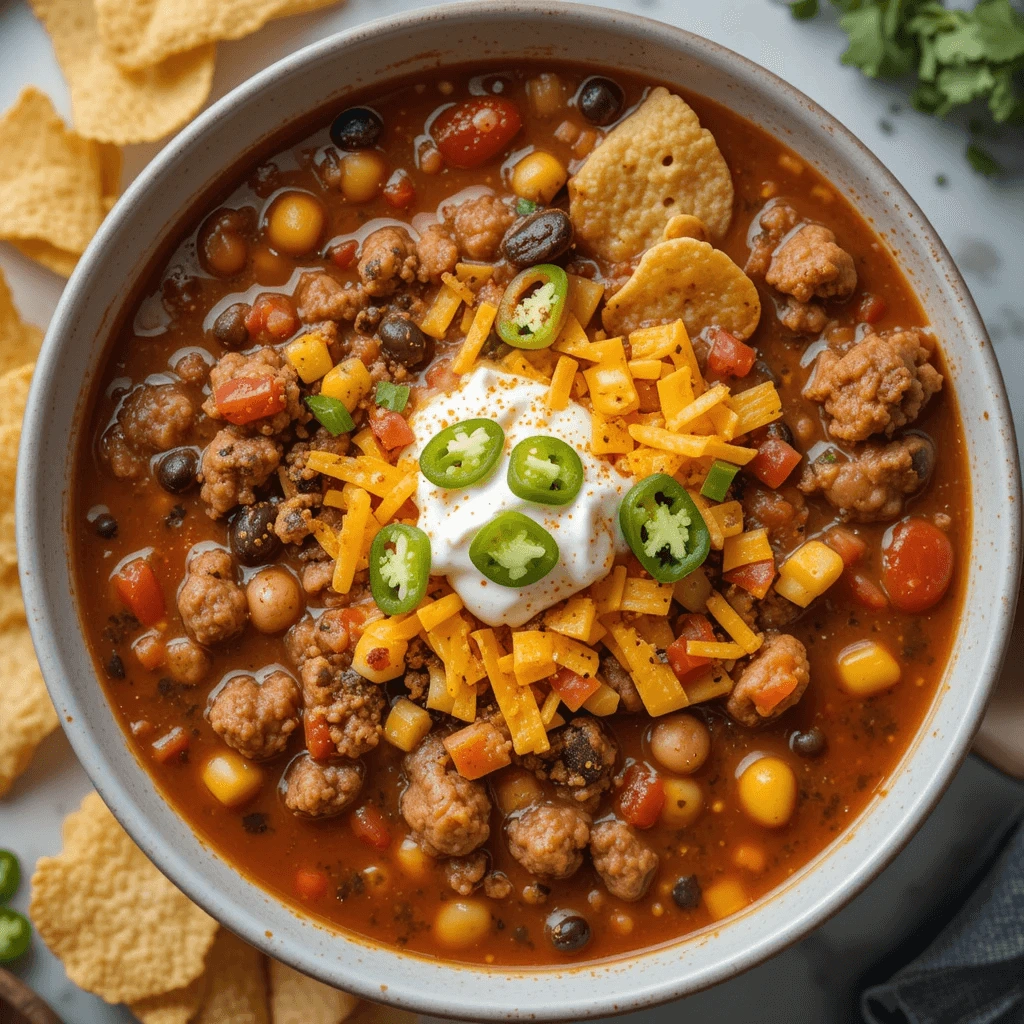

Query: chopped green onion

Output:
[700, 460, 741, 502]
[375, 381, 410, 413]
[515, 198, 539, 217]
[305, 395, 355, 435]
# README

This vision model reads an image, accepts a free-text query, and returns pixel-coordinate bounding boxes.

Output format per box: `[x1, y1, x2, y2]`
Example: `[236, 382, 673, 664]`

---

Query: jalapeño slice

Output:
[368, 523, 431, 616]
[619, 473, 710, 583]
[419, 418, 505, 489]
[507, 436, 583, 506]
[496, 264, 569, 350]
[469, 511, 559, 588]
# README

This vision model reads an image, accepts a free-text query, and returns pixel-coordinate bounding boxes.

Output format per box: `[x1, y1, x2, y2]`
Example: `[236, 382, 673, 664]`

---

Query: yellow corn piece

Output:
[706, 591, 763, 655]
[667, 383, 731, 432]
[633, 614, 676, 650]
[308, 519, 339, 559]
[590, 564, 627, 615]
[452, 301, 498, 375]
[384, 698, 434, 752]
[426, 662, 456, 714]
[620, 577, 674, 616]
[351, 427, 384, 460]
[502, 350, 550, 382]
[703, 439, 759, 465]
[621, 446, 685, 479]
[567, 273, 605, 328]
[708, 403, 740, 441]
[544, 596, 597, 642]
[776, 540, 844, 608]
[708, 500, 745, 542]
[456, 262, 494, 289]
[584, 339, 640, 416]
[553, 314, 601, 361]
[417, 592, 464, 633]
[728, 381, 783, 435]
[836, 640, 901, 696]
[419, 282, 463, 339]
[320, 357, 373, 411]
[512, 630, 557, 685]
[332, 487, 371, 595]
[285, 330, 334, 384]
[674, 565, 712, 612]
[547, 355, 578, 412]
[688, 489, 725, 550]
[591, 411, 634, 455]
[628, 424, 710, 457]
[473, 629, 550, 755]
[628, 359, 664, 380]
[374, 473, 418, 526]
[607, 621, 689, 716]
[723, 528, 773, 572]
[540, 689, 562, 727]
[582, 681, 620, 716]
[684, 665, 734, 704]
[308, 453, 406, 498]
[441, 271, 475, 306]
[551, 635, 600, 679]
[686, 640, 747, 660]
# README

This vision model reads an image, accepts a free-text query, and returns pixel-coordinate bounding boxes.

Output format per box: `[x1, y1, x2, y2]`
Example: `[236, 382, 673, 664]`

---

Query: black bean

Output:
[909, 434, 935, 482]
[330, 107, 383, 151]
[671, 875, 701, 910]
[790, 726, 828, 758]
[94, 513, 118, 539]
[211, 303, 251, 350]
[767, 419, 795, 446]
[156, 448, 199, 494]
[501, 209, 574, 268]
[547, 910, 591, 953]
[578, 77, 624, 126]
[378, 313, 433, 369]
[105, 652, 125, 680]
[229, 502, 281, 566]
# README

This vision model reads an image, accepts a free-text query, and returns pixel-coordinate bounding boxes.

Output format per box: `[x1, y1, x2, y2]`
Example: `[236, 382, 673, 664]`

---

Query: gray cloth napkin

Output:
[862, 821, 1024, 1024]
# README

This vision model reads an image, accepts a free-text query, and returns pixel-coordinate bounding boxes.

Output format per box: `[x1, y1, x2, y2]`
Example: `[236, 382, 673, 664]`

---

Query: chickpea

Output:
[395, 837, 435, 881]
[660, 778, 704, 828]
[340, 151, 387, 203]
[526, 73, 566, 118]
[650, 714, 711, 775]
[608, 911, 634, 936]
[199, 208, 251, 277]
[737, 756, 797, 829]
[433, 900, 492, 949]
[251, 245, 293, 286]
[266, 191, 325, 256]
[511, 151, 568, 204]
[493, 768, 543, 816]
[246, 567, 303, 634]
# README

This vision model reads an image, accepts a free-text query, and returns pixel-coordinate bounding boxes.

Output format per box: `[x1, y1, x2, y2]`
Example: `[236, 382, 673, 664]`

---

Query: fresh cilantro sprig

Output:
[786, 0, 1024, 174]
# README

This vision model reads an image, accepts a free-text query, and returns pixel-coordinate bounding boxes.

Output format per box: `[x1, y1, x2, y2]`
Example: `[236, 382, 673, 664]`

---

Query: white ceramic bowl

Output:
[17, 2, 1022, 1019]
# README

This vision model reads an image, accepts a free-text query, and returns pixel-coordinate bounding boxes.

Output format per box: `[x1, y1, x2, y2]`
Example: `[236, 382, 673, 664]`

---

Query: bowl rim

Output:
[17, 0, 1022, 1018]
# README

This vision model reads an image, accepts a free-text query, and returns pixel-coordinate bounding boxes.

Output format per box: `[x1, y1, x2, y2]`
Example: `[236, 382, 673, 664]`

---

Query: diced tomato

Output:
[706, 328, 756, 378]
[747, 438, 802, 489]
[304, 713, 334, 761]
[618, 764, 665, 829]
[425, 360, 458, 392]
[383, 171, 416, 210]
[824, 526, 868, 567]
[751, 676, 798, 716]
[294, 867, 330, 901]
[338, 607, 366, 639]
[113, 558, 166, 626]
[882, 518, 954, 613]
[666, 614, 717, 685]
[431, 96, 522, 169]
[151, 726, 190, 764]
[856, 293, 887, 324]
[369, 407, 416, 451]
[350, 804, 392, 850]
[244, 293, 298, 340]
[214, 375, 286, 425]
[722, 559, 776, 600]
[549, 668, 601, 713]
[329, 239, 358, 270]
[848, 571, 889, 610]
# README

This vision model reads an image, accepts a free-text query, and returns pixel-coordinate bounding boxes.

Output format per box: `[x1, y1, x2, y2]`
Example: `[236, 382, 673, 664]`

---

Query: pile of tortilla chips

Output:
[31, 791, 417, 1024]
[0, 0, 343, 277]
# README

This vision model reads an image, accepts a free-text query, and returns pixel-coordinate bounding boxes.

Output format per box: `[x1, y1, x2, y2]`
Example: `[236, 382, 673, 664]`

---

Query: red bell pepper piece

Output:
[824, 525, 868, 567]
[722, 559, 776, 600]
[350, 804, 392, 850]
[549, 667, 601, 713]
[294, 867, 330, 901]
[369, 407, 416, 451]
[618, 764, 665, 829]
[304, 713, 335, 761]
[747, 438, 802, 489]
[214, 375, 286, 425]
[706, 328, 756, 378]
[113, 558, 165, 626]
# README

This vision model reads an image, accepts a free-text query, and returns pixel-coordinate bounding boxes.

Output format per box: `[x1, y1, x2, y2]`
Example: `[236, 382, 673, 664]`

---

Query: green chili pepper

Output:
[375, 381, 410, 413]
[305, 395, 355, 435]
[469, 511, 560, 588]
[496, 264, 569, 350]
[369, 523, 431, 616]
[507, 436, 583, 506]
[619, 473, 710, 583]
[419, 418, 505, 489]
[0, 850, 19, 903]
[0, 908, 31, 963]
[515, 198, 539, 216]
[699, 460, 741, 503]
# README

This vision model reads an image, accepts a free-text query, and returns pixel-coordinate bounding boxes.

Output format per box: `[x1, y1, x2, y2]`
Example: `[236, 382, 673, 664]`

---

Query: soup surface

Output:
[73, 62, 967, 966]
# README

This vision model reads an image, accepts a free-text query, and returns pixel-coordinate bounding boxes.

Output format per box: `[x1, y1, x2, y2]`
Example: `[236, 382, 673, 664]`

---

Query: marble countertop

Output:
[1, 0, 1023, 1021]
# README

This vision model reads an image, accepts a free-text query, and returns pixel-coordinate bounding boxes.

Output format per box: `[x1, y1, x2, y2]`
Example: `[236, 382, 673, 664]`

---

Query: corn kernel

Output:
[321, 357, 372, 411]
[396, 837, 435, 880]
[777, 540, 844, 607]
[202, 752, 263, 807]
[511, 150, 568, 204]
[732, 843, 767, 874]
[582, 681, 620, 717]
[384, 697, 433, 752]
[285, 331, 334, 384]
[703, 878, 749, 921]
[837, 640, 901, 696]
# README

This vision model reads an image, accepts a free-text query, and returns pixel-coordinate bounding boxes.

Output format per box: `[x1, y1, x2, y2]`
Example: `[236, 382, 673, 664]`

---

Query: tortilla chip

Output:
[269, 959, 359, 1024]
[29, 791, 218, 1003]
[0, 363, 37, 574]
[663, 214, 708, 243]
[131, 973, 207, 1024]
[192, 930, 269, 1024]
[29, 0, 215, 145]
[0, 272, 43, 375]
[0, 88, 120, 275]
[0, 619, 59, 797]
[95, 0, 341, 71]
[602, 238, 761, 340]
[569, 87, 734, 262]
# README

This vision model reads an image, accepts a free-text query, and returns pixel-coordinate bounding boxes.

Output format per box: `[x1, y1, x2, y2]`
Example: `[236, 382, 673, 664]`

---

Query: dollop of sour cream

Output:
[407, 365, 630, 627]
